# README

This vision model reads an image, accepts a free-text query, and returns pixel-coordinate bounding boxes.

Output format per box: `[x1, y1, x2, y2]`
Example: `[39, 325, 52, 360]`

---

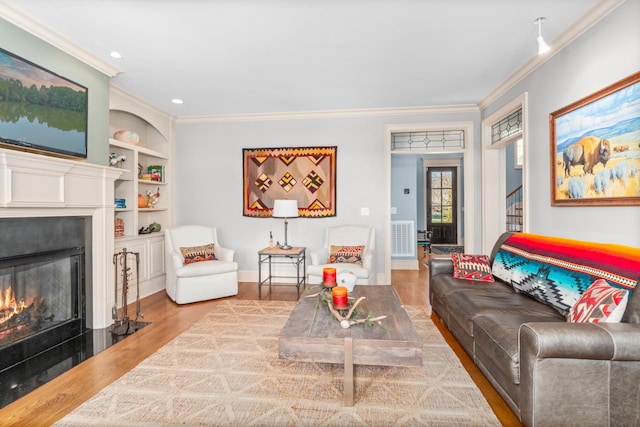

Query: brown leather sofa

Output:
[429, 232, 640, 426]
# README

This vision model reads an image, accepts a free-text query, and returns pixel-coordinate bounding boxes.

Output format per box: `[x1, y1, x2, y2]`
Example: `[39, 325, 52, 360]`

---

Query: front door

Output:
[427, 167, 457, 244]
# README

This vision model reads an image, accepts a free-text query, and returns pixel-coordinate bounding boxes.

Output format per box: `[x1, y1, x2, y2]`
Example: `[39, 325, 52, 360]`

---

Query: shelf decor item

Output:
[147, 165, 163, 182]
[109, 153, 126, 167]
[114, 218, 125, 237]
[145, 188, 159, 208]
[242, 146, 337, 218]
[138, 194, 147, 208]
[113, 130, 140, 145]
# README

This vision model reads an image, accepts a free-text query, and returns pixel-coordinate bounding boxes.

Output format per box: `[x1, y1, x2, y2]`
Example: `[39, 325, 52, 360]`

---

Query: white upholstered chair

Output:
[165, 225, 238, 304]
[307, 225, 376, 285]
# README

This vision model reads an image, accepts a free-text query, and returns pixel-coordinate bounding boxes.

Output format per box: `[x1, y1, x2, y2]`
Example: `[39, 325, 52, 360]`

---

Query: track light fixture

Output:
[534, 17, 550, 55]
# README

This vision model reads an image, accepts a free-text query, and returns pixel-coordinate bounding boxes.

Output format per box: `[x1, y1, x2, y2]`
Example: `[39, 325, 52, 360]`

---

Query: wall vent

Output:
[391, 221, 415, 257]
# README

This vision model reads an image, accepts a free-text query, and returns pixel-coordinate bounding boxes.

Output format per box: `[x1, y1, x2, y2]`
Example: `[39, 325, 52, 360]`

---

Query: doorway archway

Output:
[481, 93, 529, 253]
[384, 122, 475, 284]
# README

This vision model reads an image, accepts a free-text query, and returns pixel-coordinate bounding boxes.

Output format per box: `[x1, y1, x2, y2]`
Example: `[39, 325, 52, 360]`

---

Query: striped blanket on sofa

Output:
[492, 233, 640, 316]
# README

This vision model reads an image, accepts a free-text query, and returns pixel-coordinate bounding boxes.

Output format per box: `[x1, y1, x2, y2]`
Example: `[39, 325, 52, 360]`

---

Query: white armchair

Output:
[307, 225, 376, 285]
[165, 225, 238, 304]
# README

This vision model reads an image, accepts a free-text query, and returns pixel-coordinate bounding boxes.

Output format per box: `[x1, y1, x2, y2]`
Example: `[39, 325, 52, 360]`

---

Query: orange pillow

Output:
[179, 243, 216, 264]
[328, 245, 364, 265]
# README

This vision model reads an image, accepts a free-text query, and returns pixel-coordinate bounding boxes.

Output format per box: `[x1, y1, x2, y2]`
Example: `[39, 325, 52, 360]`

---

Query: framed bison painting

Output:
[550, 71, 640, 206]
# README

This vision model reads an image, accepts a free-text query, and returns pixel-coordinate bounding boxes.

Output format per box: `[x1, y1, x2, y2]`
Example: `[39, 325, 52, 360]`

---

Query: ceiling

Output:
[2, 0, 609, 118]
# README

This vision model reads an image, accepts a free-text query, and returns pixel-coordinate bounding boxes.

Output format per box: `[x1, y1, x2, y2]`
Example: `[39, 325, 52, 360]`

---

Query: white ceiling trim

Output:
[0, 1, 122, 77]
[479, 0, 625, 110]
[175, 104, 480, 124]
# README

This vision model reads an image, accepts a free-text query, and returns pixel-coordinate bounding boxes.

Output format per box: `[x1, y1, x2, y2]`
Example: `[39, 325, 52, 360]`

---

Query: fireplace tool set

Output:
[111, 248, 147, 337]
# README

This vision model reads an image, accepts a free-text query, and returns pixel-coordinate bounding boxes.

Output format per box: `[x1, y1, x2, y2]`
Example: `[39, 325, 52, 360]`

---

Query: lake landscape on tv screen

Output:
[0, 48, 87, 158]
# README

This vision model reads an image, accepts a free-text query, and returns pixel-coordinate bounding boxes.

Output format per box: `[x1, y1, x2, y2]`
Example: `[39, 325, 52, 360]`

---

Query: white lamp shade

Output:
[272, 199, 299, 218]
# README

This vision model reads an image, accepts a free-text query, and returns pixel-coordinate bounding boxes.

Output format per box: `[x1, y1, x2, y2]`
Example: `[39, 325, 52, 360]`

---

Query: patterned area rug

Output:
[54, 300, 499, 426]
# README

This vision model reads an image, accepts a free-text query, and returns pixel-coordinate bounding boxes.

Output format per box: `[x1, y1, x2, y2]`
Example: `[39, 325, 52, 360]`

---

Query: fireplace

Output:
[0, 217, 90, 372]
[0, 148, 124, 407]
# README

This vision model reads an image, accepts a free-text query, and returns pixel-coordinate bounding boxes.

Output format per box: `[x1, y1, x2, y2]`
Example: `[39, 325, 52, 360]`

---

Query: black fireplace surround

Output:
[0, 216, 91, 407]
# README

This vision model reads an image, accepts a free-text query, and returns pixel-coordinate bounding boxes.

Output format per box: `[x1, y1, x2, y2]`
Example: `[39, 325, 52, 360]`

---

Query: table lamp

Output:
[272, 199, 298, 249]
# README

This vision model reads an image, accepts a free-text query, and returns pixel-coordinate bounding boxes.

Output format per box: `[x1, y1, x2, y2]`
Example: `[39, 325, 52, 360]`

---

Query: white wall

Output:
[390, 154, 419, 260]
[175, 1, 640, 281]
[176, 110, 479, 281]
[482, 0, 640, 247]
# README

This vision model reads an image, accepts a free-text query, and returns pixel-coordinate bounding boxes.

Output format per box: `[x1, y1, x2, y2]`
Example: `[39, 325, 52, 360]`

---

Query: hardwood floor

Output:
[0, 252, 521, 427]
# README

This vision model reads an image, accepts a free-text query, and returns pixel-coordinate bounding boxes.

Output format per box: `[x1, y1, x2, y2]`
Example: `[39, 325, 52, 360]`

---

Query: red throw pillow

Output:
[451, 253, 494, 282]
[568, 279, 629, 323]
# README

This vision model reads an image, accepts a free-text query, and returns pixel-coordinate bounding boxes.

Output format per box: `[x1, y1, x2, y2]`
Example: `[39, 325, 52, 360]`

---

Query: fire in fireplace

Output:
[0, 249, 83, 352]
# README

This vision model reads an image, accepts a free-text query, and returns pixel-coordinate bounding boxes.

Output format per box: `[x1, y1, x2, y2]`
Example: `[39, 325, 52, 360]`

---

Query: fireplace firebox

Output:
[0, 248, 84, 371]
[0, 217, 89, 372]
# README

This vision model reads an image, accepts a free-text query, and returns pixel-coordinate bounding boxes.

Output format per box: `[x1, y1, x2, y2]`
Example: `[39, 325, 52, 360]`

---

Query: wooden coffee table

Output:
[278, 285, 422, 406]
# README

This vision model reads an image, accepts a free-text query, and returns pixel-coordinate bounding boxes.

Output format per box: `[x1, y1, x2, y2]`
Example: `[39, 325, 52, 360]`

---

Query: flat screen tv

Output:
[0, 47, 88, 159]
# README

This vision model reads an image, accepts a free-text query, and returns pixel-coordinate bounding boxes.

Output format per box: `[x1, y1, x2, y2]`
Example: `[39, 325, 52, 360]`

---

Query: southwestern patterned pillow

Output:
[568, 279, 629, 323]
[180, 243, 216, 264]
[328, 245, 364, 265]
[451, 253, 494, 282]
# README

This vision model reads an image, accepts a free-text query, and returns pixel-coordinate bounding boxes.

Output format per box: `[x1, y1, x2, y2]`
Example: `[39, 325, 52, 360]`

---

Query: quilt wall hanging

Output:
[242, 146, 337, 217]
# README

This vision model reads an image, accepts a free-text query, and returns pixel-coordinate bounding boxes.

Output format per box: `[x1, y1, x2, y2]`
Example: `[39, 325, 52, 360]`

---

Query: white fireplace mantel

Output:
[0, 148, 123, 328]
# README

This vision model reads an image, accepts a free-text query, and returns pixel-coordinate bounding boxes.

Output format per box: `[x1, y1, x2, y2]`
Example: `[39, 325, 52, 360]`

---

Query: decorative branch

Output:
[326, 297, 386, 329]
[345, 296, 367, 319]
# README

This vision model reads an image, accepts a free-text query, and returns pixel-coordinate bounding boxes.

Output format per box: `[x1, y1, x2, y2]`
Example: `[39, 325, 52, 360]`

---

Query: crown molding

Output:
[479, 0, 626, 110]
[0, 1, 122, 77]
[110, 85, 173, 121]
[176, 104, 479, 124]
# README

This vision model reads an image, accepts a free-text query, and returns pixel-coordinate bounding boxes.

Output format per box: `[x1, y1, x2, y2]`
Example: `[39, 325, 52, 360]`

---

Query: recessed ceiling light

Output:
[110, 51, 122, 59]
[171, 98, 184, 105]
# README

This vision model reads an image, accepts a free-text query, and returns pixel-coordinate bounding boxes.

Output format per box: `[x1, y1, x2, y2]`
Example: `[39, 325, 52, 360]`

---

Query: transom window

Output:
[491, 108, 522, 144]
[392, 130, 464, 151]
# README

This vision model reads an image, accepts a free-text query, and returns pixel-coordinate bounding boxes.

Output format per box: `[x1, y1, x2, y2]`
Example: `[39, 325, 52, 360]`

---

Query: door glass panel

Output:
[442, 189, 452, 206]
[442, 207, 453, 223]
[442, 171, 452, 187]
[431, 206, 442, 223]
[431, 189, 441, 204]
[432, 172, 441, 188]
